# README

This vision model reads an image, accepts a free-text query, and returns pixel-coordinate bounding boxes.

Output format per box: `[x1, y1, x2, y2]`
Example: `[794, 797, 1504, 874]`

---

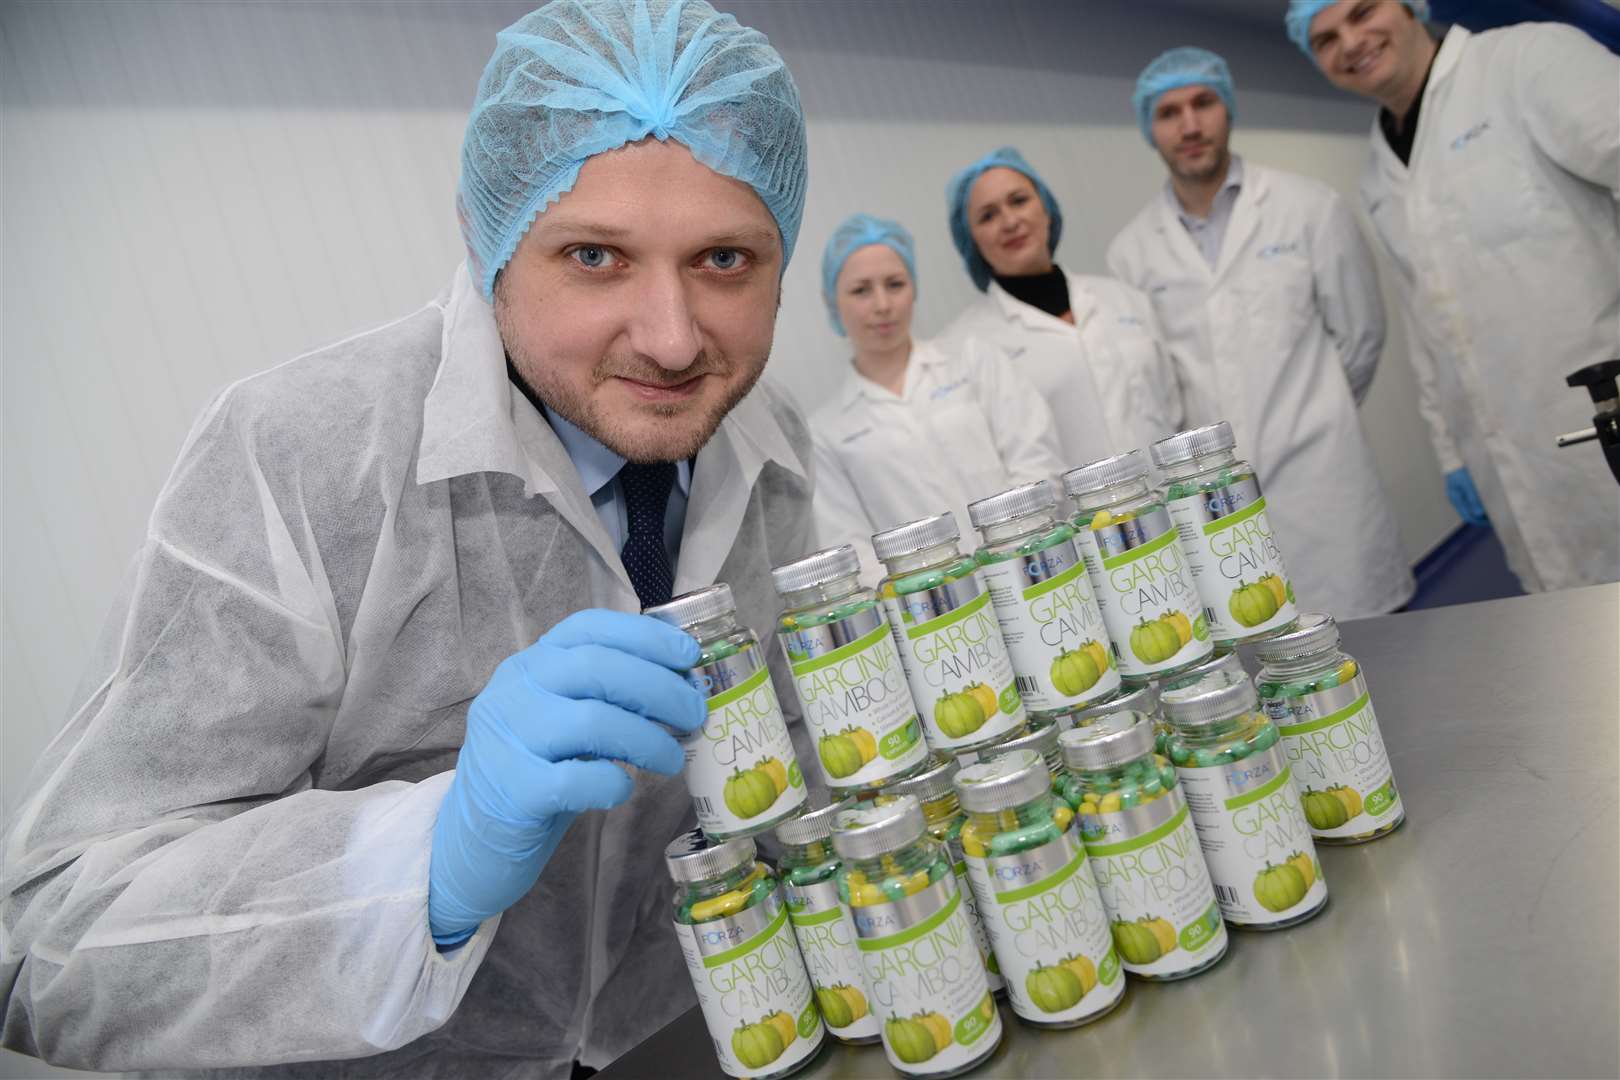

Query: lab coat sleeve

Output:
[810, 429, 883, 585]
[1312, 190, 1386, 404]
[971, 339, 1067, 484]
[0, 390, 493, 1071]
[1513, 23, 1620, 199]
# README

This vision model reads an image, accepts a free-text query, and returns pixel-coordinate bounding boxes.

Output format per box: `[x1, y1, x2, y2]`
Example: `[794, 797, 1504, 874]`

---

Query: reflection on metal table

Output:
[598, 584, 1620, 1079]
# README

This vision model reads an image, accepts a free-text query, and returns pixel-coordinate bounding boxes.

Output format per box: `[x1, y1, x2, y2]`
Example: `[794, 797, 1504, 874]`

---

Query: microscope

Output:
[1558, 359, 1620, 486]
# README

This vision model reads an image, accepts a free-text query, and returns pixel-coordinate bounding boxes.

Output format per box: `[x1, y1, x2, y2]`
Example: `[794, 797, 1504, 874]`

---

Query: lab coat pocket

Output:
[1243, 246, 1314, 352]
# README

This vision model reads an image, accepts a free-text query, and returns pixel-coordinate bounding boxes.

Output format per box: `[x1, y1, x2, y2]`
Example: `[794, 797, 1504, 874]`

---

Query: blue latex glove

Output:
[428, 609, 705, 945]
[1444, 467, 1489, 527]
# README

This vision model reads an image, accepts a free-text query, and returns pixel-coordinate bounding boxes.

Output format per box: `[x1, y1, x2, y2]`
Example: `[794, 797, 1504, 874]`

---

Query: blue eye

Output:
[571, 246, 608, 268]
[708, 248, 743, 271]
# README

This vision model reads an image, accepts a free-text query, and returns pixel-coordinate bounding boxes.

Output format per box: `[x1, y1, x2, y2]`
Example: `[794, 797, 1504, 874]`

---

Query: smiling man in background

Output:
[1108, 46, 1413, 619]
[1, 1, 815, 1075]
[1288, 0, 1620, 592]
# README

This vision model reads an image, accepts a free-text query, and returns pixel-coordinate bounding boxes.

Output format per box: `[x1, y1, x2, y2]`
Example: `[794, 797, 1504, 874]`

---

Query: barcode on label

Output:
[1214, 884, 1239, 905]
[1015, 675, 1039, 695]
[694, 796, 714, 816]
[1203, 607, 1218, 625]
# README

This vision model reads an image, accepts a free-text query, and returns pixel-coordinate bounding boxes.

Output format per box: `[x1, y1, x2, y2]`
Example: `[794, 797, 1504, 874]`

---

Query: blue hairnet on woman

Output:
[820, 213, 917, 334]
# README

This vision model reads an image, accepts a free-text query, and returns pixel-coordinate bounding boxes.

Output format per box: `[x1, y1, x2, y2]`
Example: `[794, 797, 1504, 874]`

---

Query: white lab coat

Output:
[1360, 23, 1620, 592]
[0, 265, 820, 1076]
[937, 271, 1184, 469]
[810, 336, 1066, 580]
[1108, 162, 1415, 619]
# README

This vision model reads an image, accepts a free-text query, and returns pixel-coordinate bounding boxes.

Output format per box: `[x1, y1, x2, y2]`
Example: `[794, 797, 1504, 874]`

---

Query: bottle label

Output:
[1073, 510, 1212, 678]
[1262, 673, 1403, 839]
[1167, 478, 1297, 642]
[1176, 750, 1328, 926]
[979, 539, 1123, 713]
[1078, 787, 1229, 977]
[882, 572, 1025, 750]
[850, 877, 1003, 1075]
[781, 608, 928, 790]
[961, 826, 1123, 1025]
[782, 878, 882, 1042]
[675, 888, 826, 1078]
[945, 837, 1004, 995]
[684, 648, 807, 837]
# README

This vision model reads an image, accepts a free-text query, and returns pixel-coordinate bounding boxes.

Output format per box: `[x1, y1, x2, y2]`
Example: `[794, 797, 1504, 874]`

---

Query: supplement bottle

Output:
[873, 513, 1026, 754]
[832, 798, 1003, 1077]
[775, 802, 882, 1045]
[1156, 649, 1248, 755]
[1152, 422, 1299, 646]
[667, 830, 826, 1078]
[1254, 613, 1404, 844]
[647, 585, 807, 839]
[1061, 452, 1213, 684]
[954, 749, 1125, 1027]
[1060, 715, 1229, 980]
[967, 479, 1122, 721]
[773, 545, 930, 792]
[1161, 678, 1328, 929]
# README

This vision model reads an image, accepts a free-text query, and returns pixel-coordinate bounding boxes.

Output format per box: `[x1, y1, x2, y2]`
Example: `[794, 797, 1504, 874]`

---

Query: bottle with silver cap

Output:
[1160, 677, 1328, 929]
[772, 545, 929, 792]
[871, 513, 1026, 754]
[1254, 612, 1404, 844]
[1062, 450, 1213, 684]
[953, 716, 1065, 793]
[953, 749, 1125, 1027]
[1057, 684, 1162, 778]
[876, 757, 1005, 997]
[774, 802, 882, 1045]
[1151, 421, 1300, 646]
[646, 585, 808, 839]
[966, 479, 1123, 719]
[1059, 713, 1228, 981]
[831, 797, 1002, 1077]
[1157, 648, 1249, 755]
[665, 829, 826, 1079]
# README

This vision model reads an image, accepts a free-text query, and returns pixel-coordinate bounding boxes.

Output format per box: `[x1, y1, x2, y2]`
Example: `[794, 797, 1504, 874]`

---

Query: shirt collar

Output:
[1166, 154, 1244, 224]
[837, 340, 943, 407]
[542, 402, 691, 499]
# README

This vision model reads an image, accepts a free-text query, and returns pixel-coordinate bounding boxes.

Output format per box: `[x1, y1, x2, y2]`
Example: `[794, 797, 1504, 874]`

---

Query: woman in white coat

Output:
[809, 214, 1065, 579]
[936, 147, 1184, 469]
[1289, 0, 1620, 592]
[1108, 46, 1414, 619]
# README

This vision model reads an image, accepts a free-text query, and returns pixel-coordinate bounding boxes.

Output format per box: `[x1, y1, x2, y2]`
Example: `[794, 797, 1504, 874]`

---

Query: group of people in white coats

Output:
[809, 0, 1619, 611]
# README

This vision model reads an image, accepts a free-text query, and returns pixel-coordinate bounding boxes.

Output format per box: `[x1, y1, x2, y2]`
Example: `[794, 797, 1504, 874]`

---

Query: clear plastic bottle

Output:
[876, 756, 1006, 997]
[1156, 649, 1249, 755]
[1160, 678, 1328, 929]
[1151, 422, 1300, 647]
[775, 802, 882, 1045]
[1061, 451, 1213, 684]
[954, 749, 1125, 1027]
[832, 798, 1003, 1077]
[666, 830, 825, 1079]
[966, 479, 1123, 721]
[952, 715, 1065, 792]
[1059, 714, 1229, 981]
[1055, 685, 1158, 804]
[1254, 612, 1405, 844]
[873, 513, 1026, 754]
[773, 545, 930, 792]
[646, 585, 807, 839]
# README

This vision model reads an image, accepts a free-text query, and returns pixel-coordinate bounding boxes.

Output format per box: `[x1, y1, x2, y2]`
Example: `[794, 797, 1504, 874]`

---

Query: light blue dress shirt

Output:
[542, 405, 691, 567]
[1168, 154, 1245, 267]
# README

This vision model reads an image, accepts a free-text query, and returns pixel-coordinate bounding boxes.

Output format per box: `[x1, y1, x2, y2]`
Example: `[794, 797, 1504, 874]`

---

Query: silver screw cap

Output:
[967, 479, 1059, 531]
[953, 748, 1052, 813]
[1161, 676, 1258, 729]
[871, 512, 960, 562]
[832, 796, 927, 860]
[1061, 450, 1149, 502]
[1252, 612, 1341, 665]
[664, 828, 756, 883]
[879, 755, 961, 806]
[645, 584, 735, 627]
[1060, 713, 1157, 771]
[771, 545, 863, 596]
[1150, 421, 1236, 468]
[1158, 649, 1248, 695]
[775, 799, 855, 847]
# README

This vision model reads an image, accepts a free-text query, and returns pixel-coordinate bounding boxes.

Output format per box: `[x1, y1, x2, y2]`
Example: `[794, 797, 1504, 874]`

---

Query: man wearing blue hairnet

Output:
[1, 1, 815, 1075]
[1287, 0, 1619, 592]
[1108, 47, 1413, 620]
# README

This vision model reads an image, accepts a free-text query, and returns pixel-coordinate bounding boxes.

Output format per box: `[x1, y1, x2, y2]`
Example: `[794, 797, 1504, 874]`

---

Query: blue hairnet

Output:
[1133, 47, 1237, 145]
[1285, 1, 1430, 59]
[945, 147, 1064, 292]
[458, 0, 808, 301]
[820, 214, 917, 335]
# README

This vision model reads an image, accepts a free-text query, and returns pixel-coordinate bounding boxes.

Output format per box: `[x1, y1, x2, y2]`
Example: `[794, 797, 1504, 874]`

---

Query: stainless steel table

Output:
[600, 585, 1620, 1079]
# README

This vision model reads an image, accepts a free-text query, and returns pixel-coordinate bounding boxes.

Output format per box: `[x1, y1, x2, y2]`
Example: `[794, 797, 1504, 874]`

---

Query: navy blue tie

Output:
[619, 461, 677, 610]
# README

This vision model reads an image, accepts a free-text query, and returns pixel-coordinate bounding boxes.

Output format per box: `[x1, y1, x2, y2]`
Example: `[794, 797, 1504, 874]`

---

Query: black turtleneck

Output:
[993, 264, 1070, 320]
[1378, 45, 1437, 167]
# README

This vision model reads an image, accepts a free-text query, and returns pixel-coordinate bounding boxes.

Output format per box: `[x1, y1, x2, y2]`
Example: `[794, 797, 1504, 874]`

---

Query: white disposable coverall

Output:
[937, 271, 1185, 469]
[1108, 161, 1415, 618]
[810, 336, 1066, 580]
[0, 265, 818, 1077]
[1360, 23, 1620, 592]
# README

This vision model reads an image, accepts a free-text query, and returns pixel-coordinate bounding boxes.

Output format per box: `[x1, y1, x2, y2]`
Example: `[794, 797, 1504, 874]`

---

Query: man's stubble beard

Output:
[1166, 144, 1230, 186]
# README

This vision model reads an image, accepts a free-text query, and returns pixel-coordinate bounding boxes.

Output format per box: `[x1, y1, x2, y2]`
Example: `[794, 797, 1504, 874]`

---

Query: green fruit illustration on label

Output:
[917, 1012, 952, 1052]
[817, 731, 865, 780]
[732, 1017, 787, 1068]
[1059, 953, 1097, 994]
[1286, 850, 1317, 890]
[1302, 787, 1350, 830]
[1112, 919, 1163, 966]
[815, 986, 852, 1028]
[885, 1016, 936, 1063]
[964, 682, 998, 718]
[1161, 610, 1193, 647]
[1257, 573, 1288, 609]
[1253, 861, 1309, 912]
[1024, 962, 1085, 1013]
[1050, 647, 1102, 696]
[1328, 784, 1363, 819]
[1130, 617, 1183, 664]
[934, 690, 988, 739]
[723, 763, 781, 819]
[1229, 579, 1280, 628]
